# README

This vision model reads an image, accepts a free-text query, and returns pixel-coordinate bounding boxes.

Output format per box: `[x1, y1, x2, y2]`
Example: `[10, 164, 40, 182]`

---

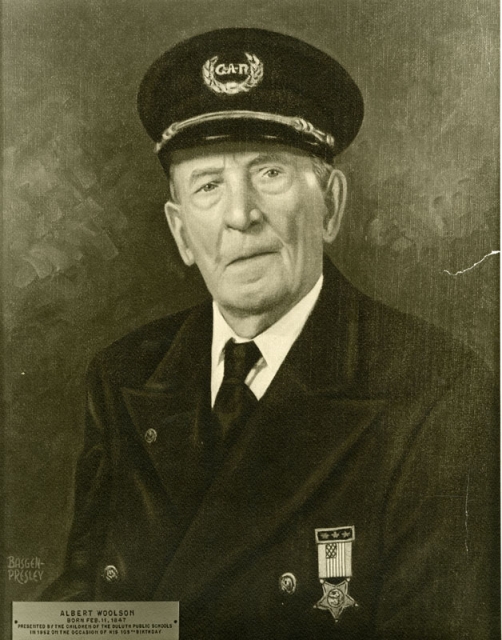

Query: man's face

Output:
[166, 142, 342, 318]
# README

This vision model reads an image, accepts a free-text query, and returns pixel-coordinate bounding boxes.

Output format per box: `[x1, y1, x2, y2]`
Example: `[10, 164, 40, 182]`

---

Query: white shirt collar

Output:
[211, 275, 323, 402]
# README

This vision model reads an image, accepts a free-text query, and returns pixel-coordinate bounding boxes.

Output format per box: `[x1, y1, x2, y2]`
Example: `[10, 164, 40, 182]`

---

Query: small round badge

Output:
[327, 587, 343, 607]
[144, 428, 157, 444]
[102, 565, 119, 583]
[279, 572, 297, 595]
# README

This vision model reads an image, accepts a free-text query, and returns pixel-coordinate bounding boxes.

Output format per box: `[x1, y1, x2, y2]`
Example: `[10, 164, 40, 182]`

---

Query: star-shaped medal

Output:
[314, 579, 356, 621]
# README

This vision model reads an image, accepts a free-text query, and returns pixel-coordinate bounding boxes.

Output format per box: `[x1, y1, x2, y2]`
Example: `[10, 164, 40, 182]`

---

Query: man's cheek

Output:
[189, 237, 218, 269]
[279, 216, 302, 247]
[267, 207, 295, 238]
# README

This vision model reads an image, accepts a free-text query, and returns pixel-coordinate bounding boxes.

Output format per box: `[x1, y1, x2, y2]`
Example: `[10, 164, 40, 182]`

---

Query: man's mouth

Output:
[228, 250, 277, 265]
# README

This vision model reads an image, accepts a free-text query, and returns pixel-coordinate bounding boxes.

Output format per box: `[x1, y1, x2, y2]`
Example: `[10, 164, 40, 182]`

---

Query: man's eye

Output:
[197, 182, 218, 193]
[263, 169, 281, 178]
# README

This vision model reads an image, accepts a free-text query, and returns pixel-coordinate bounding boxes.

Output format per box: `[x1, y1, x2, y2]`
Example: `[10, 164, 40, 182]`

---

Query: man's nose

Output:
[223, 180, 262, 231]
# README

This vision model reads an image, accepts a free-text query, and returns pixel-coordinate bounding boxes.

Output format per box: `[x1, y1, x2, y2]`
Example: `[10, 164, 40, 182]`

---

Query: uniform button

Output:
[102, 565, 120, 583]
[144, 428, 157, 444]
[279, 572, 297, 595]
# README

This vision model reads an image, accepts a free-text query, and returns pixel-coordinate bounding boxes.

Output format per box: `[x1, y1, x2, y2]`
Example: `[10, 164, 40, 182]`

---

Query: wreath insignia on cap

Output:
[202, 53, 264, 95]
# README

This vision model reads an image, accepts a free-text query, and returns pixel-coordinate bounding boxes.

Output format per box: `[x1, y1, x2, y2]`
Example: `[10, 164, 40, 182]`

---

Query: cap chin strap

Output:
[155, 110, 335, 153]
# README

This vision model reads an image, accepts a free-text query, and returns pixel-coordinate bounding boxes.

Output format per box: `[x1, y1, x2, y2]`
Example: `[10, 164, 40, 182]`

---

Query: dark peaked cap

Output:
[138, 28, 364, 163]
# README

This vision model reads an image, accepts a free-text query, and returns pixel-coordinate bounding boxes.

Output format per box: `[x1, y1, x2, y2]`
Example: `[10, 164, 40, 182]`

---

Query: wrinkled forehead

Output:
[169, 141, 313, 178]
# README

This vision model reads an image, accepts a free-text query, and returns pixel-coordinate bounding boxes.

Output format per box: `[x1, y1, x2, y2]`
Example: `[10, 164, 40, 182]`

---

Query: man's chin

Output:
[217, 284, 287, 318]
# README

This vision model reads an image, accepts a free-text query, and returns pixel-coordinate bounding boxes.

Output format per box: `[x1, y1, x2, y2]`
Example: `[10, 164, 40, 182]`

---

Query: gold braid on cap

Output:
[154, 110, 335, 153]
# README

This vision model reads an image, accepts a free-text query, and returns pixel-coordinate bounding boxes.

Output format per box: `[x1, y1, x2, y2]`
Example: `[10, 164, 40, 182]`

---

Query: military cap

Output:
[138, 28, 364, 165]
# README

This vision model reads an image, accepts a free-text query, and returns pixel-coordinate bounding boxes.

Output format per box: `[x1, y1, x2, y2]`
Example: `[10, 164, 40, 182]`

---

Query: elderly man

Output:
[43, 29, 497, 639]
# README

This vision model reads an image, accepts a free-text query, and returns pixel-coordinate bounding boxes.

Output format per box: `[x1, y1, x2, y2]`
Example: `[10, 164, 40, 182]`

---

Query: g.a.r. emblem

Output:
[202, 53, 264, 95]
[314, 579, 356, 622]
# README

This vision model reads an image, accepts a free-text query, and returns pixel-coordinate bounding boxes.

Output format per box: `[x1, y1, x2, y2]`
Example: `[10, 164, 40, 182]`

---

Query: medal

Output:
[314, 526, 357, 621]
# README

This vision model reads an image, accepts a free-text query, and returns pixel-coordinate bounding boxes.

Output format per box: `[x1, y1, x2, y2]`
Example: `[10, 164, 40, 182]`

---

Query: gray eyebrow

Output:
[247, 153, 292, 168]
[189, 167, 225, 187]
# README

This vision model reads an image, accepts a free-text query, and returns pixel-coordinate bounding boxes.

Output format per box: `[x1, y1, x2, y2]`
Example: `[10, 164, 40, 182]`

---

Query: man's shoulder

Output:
[323, 260, 491, 393]
[367, 302, 478, 390]
[89, 302, 209, 388]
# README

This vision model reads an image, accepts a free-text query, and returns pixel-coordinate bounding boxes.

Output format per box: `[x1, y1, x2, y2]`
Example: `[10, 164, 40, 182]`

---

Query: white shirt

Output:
[211, 275, 323, 406]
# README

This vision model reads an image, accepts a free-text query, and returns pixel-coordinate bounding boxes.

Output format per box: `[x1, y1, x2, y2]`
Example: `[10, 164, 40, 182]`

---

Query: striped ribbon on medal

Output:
[315, 526, 355, 579]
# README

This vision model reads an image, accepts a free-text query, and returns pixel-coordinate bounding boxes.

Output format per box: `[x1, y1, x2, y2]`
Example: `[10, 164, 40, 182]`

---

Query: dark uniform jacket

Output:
[43, 259, 498, 639]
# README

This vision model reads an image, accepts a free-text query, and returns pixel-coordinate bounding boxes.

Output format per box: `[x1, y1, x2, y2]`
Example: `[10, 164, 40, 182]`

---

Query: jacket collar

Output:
[144, 300, 213, 393]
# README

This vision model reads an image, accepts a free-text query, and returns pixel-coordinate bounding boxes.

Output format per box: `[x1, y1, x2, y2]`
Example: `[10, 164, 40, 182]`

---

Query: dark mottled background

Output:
[3, 0, 498, 631]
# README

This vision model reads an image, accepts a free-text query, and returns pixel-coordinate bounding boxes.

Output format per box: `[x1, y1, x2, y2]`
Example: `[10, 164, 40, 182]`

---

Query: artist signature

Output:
[7, 556, 45, 584]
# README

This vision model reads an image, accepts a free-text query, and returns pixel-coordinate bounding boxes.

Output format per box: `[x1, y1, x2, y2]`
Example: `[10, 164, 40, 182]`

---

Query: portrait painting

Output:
[3, 1, 499, 638]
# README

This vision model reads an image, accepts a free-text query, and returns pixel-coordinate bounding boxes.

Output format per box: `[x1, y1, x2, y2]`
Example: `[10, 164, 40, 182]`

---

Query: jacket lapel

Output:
[153, 261, 387, 605]
[121, 303, 213, 507]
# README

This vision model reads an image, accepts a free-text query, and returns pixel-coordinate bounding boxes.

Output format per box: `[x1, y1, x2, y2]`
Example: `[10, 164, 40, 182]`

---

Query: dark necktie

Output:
[212, 339, 262, 442]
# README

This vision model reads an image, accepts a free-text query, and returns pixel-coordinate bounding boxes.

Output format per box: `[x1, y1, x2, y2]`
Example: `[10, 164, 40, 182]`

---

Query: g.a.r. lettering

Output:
[215, 62, 249, 75]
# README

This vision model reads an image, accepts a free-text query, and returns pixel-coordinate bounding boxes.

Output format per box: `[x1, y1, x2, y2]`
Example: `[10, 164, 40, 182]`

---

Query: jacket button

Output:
[102, 565, 120, 583]
[144, 428, 157, 444]
[279, 572, 297, 595]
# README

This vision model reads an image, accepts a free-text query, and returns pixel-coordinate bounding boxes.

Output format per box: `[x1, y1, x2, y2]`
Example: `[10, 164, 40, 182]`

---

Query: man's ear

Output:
[164, 201, 195, 266]
[322, 169, 347, 244]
